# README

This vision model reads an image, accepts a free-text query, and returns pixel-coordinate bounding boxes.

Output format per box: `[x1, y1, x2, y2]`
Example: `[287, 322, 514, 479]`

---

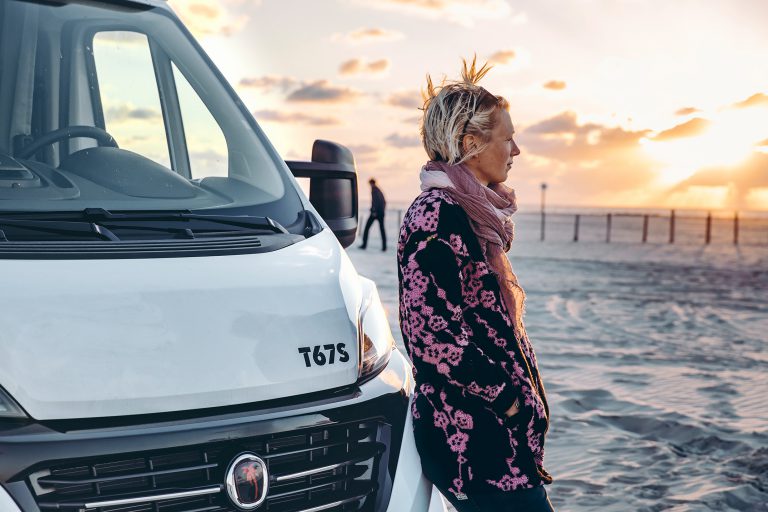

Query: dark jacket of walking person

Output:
[397, 58, 554, 512]
[360, 178, 387, 250]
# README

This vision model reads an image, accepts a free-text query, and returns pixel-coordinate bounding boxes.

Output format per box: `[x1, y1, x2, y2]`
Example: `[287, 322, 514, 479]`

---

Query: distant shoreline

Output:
[358, 202, 768, 218]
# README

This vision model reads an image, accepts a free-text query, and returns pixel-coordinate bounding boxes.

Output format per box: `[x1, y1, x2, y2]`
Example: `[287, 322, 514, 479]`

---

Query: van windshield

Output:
[0, 0, 305, 235]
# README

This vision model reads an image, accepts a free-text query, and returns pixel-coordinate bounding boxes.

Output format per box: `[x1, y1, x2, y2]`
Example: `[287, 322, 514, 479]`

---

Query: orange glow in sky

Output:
[642, 109, 765, 186]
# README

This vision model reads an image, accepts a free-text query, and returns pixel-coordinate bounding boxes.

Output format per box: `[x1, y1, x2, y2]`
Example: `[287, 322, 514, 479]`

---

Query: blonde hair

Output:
[420, 56, 510, 164]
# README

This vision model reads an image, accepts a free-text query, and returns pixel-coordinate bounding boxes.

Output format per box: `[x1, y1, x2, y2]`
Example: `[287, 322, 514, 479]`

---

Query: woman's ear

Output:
[462, 133, 477, 155]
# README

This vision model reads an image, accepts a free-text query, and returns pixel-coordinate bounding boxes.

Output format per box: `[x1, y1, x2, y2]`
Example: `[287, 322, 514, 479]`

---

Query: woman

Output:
[397, 58, 554, 511]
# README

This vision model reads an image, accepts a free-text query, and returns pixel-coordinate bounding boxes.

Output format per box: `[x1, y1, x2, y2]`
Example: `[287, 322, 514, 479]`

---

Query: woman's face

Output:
[465, 109, 520, 186]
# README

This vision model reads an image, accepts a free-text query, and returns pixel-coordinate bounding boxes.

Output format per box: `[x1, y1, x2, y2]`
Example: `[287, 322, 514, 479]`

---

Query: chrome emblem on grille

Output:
[225, 453, 268, 510]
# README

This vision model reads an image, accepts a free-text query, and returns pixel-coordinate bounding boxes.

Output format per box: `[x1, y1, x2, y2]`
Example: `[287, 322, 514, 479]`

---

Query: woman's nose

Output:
[511, 141, 521, 157]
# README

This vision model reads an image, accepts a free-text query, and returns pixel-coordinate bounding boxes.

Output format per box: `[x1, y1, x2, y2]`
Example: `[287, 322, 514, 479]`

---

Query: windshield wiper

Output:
[0, 218, 120, 241]
[0, 209, 289, 241]
[81, 208, 289, 234]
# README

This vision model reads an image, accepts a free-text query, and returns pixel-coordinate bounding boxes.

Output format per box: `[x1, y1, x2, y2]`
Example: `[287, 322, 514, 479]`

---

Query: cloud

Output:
[347, 144, 381, 166]
[488, 50, 516, 65]
[367, 59, 390, 73]
[339, 58, 391, 76]
[386, 90, 422, 110]
[675, 107, 700, 116]
[286, 80, 362, 103]
[239, 75, 299, 92]
[352, 0, 523, 27]
[105, 104, 161, 123]
[332, 27, 405, 44]
[758, 138, 768, 147]
[525, 111, 580, 135]
[652, 117, 711, 141]
[386, 133, 421, 148]
[524, 111, 650, 157]
[339, 59, 362, 75]
[253, 110, 340, 126]
[240, 75, 365, 103]
[668, 152, 768, 208]
[167, 0, 250, 37]
[521, 111, 659, 198]
[347, 144, 379, 155]
[543, 80, 566, 91]
[733, 92, 768, 109]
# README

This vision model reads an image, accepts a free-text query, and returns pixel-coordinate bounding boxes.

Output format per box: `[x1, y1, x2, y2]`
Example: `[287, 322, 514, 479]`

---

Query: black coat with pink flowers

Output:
[397, 189, 551, 499]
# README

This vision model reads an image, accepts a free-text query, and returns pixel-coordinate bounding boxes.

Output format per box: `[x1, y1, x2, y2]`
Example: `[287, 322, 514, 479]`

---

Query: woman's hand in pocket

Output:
[504, 397, 521, 418]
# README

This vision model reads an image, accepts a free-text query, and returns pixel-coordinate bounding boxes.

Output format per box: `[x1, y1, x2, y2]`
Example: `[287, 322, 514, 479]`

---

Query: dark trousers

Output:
[441, 486, 555, 512]
[361, 212, 386, 250]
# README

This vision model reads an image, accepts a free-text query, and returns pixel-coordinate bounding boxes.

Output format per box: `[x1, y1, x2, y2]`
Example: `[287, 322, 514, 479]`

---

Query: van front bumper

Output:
[384, 389, 448, 512]
[0, 349, 444, 512]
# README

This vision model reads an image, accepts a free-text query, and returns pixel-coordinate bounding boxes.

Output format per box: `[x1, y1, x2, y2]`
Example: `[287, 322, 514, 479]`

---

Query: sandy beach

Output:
[350, 209, 768, 511]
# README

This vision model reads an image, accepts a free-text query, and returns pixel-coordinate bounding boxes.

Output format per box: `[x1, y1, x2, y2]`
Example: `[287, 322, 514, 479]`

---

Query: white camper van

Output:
[0, 1, 446, 511]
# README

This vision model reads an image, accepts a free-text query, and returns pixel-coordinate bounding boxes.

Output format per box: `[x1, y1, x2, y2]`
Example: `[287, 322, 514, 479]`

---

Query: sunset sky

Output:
[167, 0, 768, 210]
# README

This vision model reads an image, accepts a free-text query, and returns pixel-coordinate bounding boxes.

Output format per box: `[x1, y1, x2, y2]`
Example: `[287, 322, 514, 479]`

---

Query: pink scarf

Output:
[421, 160, 527, 341]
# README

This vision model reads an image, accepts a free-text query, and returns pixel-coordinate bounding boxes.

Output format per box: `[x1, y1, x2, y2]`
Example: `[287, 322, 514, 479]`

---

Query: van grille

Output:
[0, 236, 266, 259]
[29, 421, 389, 512]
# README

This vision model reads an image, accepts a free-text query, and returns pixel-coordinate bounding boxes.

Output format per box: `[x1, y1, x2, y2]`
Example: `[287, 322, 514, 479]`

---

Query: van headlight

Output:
[0, 386, 27, 419]
[358, 282, 395, 383]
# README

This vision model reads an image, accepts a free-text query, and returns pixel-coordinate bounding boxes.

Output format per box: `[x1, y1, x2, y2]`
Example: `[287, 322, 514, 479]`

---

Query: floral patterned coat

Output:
[397, 189, 551, 499]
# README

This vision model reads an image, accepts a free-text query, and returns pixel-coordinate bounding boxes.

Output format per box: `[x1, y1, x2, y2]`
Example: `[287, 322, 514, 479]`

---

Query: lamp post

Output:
[540, 183, 547, 242]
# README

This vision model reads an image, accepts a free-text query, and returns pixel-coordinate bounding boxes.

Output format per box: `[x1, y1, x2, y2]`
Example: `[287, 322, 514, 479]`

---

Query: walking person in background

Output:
[397, 57, 554, 511]
[360, 178, 387, 251]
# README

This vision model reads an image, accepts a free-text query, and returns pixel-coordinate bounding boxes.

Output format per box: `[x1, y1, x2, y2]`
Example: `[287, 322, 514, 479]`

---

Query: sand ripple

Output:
[518, 252, 768, 511]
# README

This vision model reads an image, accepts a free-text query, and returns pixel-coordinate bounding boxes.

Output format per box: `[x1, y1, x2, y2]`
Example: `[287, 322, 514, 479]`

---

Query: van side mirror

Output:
[286, 140, 358, 248]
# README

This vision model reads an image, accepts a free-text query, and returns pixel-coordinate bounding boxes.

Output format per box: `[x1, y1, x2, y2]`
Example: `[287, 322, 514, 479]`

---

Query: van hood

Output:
[0, 230, 364, 420]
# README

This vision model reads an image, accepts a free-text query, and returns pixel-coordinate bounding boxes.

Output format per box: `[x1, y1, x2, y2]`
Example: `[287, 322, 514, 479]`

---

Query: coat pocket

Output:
[502, 401, 533, 431]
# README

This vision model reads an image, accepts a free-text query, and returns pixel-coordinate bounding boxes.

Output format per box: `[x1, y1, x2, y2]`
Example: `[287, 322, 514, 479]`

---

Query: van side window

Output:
[92, 31, 171, 168]
[172, 64, 228, 179]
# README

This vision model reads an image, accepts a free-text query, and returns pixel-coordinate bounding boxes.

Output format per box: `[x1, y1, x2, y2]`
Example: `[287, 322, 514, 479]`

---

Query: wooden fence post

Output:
[573, 214, 580, 242]
[642, 215, 649, 243]
[734, 212, 739, 245]
[705, 212, 712, 244]
[606, 213, 612, 243]
[540, 183, 547, 242]
[669, 210, 675, 244]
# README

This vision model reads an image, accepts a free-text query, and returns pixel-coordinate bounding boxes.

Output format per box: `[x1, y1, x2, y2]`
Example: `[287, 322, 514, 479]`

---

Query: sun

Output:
[640, 109, 764, 186]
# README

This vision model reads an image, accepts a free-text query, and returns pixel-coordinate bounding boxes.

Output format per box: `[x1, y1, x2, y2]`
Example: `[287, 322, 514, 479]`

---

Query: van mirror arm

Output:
[286, 140, 359, 248]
